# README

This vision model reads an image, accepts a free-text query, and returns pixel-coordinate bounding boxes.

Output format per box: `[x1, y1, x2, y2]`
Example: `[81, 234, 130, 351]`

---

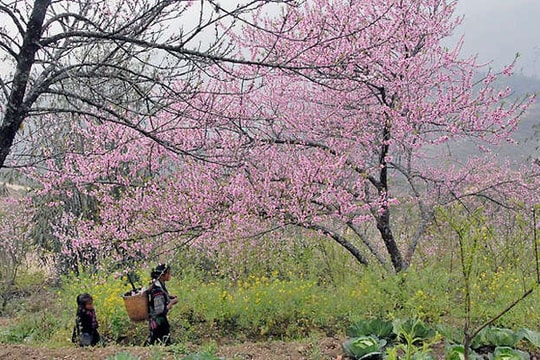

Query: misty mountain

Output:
[438, 73, 540, 164]
[412, 72, 539, 169]
[484, 72, 539, 161]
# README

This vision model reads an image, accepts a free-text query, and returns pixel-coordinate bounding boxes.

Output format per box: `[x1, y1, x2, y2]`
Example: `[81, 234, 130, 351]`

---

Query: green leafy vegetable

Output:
[342, 335, 386, 359]
[445, 344, 483, 360]
[346, 319, 394, 339]
[516, 328, 540, 348]
[393, 318, 436, 344]
[472, 327, 521, 348]
[410, 351, 436, 360]
[491, 346, 530, 360]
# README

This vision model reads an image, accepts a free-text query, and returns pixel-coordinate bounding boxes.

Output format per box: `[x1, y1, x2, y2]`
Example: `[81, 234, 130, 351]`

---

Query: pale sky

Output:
[0, 1, 538, 77]
[455, 0, 540, 77]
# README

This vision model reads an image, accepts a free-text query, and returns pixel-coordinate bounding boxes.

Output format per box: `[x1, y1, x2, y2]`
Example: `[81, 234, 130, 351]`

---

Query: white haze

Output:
[455, 0, 540, 77]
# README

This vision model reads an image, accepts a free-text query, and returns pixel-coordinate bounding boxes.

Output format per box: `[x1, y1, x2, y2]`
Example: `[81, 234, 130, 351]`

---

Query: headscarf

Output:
[151, 263, 170, 280]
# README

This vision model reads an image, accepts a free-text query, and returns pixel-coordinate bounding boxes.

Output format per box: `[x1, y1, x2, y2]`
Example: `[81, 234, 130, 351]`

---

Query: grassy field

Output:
[2, 230, 540, 360]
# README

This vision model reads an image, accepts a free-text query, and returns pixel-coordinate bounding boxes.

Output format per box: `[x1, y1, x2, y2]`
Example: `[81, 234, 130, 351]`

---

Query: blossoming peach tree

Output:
[27, 0, 540, 273]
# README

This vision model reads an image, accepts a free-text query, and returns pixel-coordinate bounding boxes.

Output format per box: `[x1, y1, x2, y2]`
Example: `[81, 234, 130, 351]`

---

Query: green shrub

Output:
[0, 311, 63, 343]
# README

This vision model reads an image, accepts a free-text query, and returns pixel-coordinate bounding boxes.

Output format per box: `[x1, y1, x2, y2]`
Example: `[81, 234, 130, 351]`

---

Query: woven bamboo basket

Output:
[122, 289, 148, 322]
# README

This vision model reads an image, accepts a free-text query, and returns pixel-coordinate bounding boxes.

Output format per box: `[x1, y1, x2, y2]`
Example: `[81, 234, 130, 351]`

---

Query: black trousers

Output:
[80, 330, 101, 346]
[147, 316, 171, 345]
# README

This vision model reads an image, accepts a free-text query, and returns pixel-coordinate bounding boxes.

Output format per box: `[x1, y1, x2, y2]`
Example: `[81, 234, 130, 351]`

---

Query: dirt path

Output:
[0, 337, 345, 359]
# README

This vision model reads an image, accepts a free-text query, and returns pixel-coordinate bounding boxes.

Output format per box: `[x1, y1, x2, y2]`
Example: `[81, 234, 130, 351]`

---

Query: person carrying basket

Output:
[146, 263, 178, 345]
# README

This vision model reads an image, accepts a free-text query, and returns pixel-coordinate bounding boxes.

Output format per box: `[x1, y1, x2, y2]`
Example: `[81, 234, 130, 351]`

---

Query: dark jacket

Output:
[148, 279, 170, 319]
[146, 279, 173, 345]
[72, 307, 100, 346]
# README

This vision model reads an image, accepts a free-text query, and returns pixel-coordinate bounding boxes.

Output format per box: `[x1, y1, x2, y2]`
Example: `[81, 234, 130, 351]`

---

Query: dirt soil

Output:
[3, 336, 540, 359]
[0, 337, 345, 360]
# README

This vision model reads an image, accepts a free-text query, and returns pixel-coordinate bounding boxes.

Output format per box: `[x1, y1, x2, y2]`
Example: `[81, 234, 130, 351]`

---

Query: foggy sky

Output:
[0, 1, 538, 77]
[455, 0, 540, 77]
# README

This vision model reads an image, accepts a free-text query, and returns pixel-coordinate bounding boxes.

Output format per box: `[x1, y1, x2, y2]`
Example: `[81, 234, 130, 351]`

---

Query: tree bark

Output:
[376, 117, 404, 272]
[0, 0, 51, 168]
[306, 223, 369, 267]
[376, 211, 404, 272]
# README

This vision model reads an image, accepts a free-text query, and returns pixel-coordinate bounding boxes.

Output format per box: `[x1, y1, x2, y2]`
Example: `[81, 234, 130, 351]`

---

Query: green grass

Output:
[1, 261, 539, 347]
[2, 222, 540, 358]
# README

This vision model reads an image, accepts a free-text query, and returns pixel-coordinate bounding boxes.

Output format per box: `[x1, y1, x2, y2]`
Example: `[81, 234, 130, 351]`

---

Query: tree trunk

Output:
[376, 211, 404, 272]
[376, 115, 404, 272]
[0, 0, 51, 168]
[306, 223, 369, 267]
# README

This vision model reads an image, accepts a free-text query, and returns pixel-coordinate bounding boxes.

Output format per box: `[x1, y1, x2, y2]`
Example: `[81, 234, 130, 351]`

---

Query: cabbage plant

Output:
[445, 344, 483, 360]
[472, 327, 521, 349]
[342, 335, 387, 359]
[346, 319, 394, 339]
[490, 346, 530, 360]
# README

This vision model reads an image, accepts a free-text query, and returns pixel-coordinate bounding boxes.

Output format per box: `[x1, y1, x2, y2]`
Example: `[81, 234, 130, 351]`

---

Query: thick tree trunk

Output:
[376, 115, 405, 273]
[0, 0, 51, 169]
[376, 211, 404, 272]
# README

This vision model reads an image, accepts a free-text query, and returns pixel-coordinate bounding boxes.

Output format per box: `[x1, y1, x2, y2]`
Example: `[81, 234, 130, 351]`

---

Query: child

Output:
[71, 293, 102, 346]
[146, 264, 178, 345]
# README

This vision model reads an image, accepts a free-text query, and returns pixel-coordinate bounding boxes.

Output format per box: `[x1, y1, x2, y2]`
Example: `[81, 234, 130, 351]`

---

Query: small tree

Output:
[439, 202, 540, 360]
